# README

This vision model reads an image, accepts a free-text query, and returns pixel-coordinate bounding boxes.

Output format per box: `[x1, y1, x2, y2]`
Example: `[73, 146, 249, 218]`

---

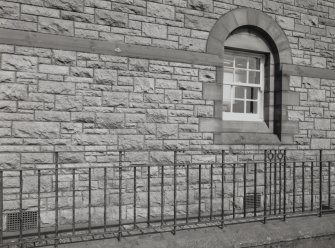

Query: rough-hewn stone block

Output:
[147, 2, 175, 20]
[38, 17, 74, 36]
[2, 54, 37, 72]
[0, 1, 20, 19]
[13, 121, 60, 138]
[95, 9, 128, 27]
[119, 135, 144, 149]
[39, 81, 75, 94]
[142, 23, 167, 39]
[134, 77, 155, 93]
[44, 0, 84, 12]
[157, 124, 178, 139]
[185, 15, 216, 32]
[73, 134, 117, 145]
[189, 0, 213, 12]
[39, 64, 69, 75]
[0, 84, 28, 100]
[55, 95, 83, 111]
[96, 113, 124, 128]
[102, 92, 128, 107]
[95, 69, 117, 84]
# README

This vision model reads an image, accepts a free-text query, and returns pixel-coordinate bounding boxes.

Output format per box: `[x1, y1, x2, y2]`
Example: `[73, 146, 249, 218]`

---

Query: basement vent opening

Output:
[244, 193, 262, 209]
[6, 211, 37, 232]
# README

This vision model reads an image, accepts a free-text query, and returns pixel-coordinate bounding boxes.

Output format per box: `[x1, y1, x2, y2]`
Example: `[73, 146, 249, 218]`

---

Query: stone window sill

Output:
[200, 118, 281, 145]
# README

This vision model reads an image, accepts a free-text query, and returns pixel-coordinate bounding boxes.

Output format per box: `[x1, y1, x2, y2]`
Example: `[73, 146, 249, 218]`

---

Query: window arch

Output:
[201, 8, 297, 144]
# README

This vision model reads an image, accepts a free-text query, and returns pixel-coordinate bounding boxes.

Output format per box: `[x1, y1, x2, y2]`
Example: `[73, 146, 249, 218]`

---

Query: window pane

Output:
[234, 86, 244, 99]
[235, 69, 247, 84]
[224, 56, 234, 67]
[246, 87, 258, 100]
[232, 100, 244, 113]
[249, 57, 261, 70]
[224, 68, 234, 83]
[235, 57, 247, 68]
[223, 85, 231, 100]
[249, 71, 260, 84]
[246, 101, 258, 114]
[222, 100, 231, 112]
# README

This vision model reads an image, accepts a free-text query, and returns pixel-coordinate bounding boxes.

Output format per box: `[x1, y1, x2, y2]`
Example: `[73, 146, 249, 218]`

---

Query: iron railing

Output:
[0, 149, 334, 247]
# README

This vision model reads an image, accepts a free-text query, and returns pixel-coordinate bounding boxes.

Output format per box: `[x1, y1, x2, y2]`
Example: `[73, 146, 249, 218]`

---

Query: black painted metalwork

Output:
[0, 149, 333, 247]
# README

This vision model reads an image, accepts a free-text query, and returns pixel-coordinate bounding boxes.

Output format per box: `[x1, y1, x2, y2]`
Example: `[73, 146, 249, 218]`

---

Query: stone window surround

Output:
[201, 8, 299, 145]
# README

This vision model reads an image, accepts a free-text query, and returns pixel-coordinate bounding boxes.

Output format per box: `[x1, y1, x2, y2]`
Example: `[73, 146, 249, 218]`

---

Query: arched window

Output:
[202, 8, 298, 144]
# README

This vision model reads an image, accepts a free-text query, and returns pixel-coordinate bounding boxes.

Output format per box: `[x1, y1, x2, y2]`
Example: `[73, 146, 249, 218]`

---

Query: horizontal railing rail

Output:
[0, 149, 334, 247]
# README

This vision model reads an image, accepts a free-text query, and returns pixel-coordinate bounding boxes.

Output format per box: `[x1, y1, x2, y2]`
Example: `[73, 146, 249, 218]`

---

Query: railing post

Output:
[147, 166, 151, 227]
[103, 168, 107, 232]
[88, 168, 92, 234]
[72, 169, 76, 235]
[134, 166, 137, 229]
[19, 170, 23, 248]
[0, 170, 2, 245]
[221, 150, 225, 229]
[173, 151, 177, 235]
[55, 152, 59, 248]
[198, 164, 202, 222]
[283, 150, 287, 221]
[243, 163, 246, 218]
[319, 149, 323, 217]
[38, 169, 41, 239]
[328, 161, 331, 212]
[160, 166, 164, 226]
[118, 151, 122, 241]
[264, 150, 267, 224]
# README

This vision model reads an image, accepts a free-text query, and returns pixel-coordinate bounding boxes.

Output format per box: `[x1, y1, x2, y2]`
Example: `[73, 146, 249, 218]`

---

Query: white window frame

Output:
[222, 51, 265, 122]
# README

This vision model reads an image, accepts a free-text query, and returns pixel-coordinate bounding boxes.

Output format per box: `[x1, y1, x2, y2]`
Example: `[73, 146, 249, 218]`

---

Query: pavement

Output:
[51, 215, 335, 248]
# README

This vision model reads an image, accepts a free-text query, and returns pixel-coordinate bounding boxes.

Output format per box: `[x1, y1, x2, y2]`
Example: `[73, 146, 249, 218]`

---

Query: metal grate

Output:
[6, 211, 37, 232]
[244, 193, 262, 209]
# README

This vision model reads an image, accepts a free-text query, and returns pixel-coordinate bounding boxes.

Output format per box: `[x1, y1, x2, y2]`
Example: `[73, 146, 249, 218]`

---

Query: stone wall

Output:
[0, 0, 334, 68]
[1, 0, 335, 241]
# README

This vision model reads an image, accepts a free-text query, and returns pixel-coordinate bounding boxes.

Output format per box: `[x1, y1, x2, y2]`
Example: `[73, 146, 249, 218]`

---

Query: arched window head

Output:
[202, 8, 296, 145]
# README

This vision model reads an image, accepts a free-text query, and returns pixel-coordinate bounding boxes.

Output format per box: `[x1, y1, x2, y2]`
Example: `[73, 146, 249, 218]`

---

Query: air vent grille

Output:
[6, 211, 37, 232]
[244, 193, 261, 209]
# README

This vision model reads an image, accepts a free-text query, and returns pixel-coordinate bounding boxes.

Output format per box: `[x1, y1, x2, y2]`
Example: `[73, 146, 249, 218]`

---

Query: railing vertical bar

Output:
[118, 151, 122, 241]
[302, 162, 305, 212]
[55, 152, 59, 247]
[198, 164, 202, 222]
[134, 166, 137, 229]
[311, 162, 314, 211]
[147, 166, 151, 227]
[279, 152, 282, 214]
[221, 150, 225, 229]
[264, 151, 267, 224]
[210, 164, 213, 220]
[19, 170, 23, 247]
[160, 166, 164, 226]
[283, 151, 287, 221]
[269, 154, 272, 215]
[173, 151, 177, 235]
[243, 163, 246, 218]
[233, 164, 236, 219]
[254, 163, 257, 217]
[72, 169, 76, 235]
[186, 164, 189, 224]
[0, 170, 3, 245]
[104, 167, 107, 232]
[88, 168, 91, 234]
[319, 150, 323, 217]
[274, 150, 277, 215]
[328, 162, 331, 210]
[293, 162, 296, 213]
[38, 170, 41, 239]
